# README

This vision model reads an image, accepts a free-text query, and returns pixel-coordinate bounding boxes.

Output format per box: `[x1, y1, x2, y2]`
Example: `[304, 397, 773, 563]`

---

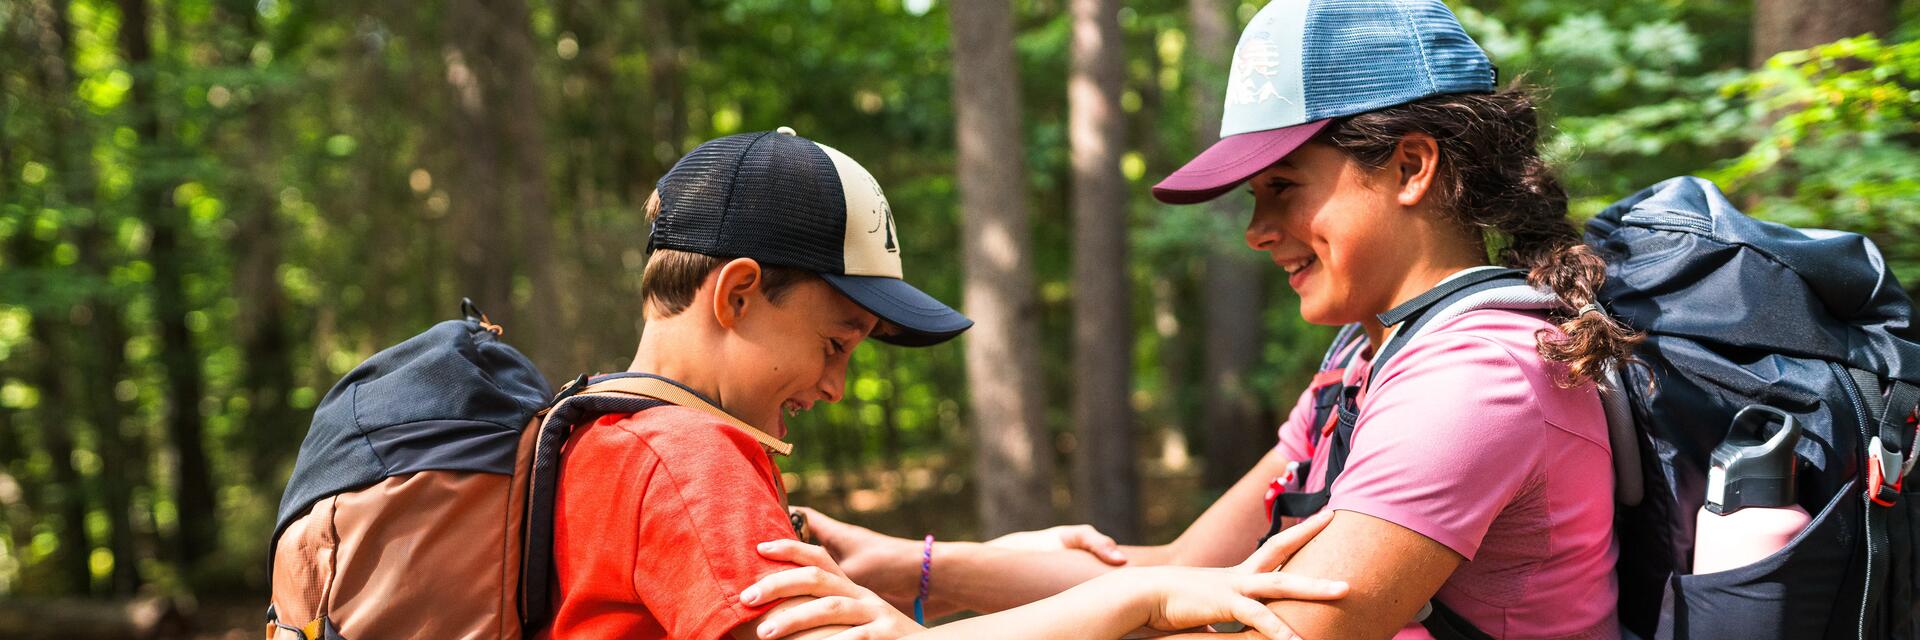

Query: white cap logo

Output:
[815, 142, 904, 278]
[1218, 0, 1311, 137]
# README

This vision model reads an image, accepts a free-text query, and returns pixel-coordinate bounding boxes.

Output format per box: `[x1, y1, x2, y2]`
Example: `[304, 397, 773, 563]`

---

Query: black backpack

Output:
[1269, 177, 1920, 639]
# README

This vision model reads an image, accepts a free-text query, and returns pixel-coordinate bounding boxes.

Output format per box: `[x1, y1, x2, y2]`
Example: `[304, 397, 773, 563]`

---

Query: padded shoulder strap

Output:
[1368, 269, 1531, 391]
[571, 376, 794, 456]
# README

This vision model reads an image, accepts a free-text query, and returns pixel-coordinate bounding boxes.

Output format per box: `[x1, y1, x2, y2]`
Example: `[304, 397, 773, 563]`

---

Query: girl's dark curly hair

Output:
[1320, 84, 1643, 387]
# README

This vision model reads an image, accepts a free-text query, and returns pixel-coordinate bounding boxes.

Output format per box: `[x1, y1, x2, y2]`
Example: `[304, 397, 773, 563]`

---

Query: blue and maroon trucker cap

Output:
[1153, 0, 1496, 204]
[650, 128, 972, 347]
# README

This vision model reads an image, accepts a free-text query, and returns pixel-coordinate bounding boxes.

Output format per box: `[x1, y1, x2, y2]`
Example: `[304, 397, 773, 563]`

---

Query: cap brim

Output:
[1151, 120, 1332, 205]
[820, 273, 973, 347]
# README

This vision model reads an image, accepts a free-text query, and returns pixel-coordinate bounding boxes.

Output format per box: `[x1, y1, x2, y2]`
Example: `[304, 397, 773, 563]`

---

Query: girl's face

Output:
[1242, 141, 1432, 326]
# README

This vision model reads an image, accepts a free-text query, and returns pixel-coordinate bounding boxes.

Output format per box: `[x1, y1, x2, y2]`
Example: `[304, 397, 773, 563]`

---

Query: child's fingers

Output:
[753, 596, 873, 640]
[739, 566, 854, 607]
[1228, 597, 1297, 640]
[1238, 511, 1333, 573]
[1055, 524, 1128, 565]
[756, 539, 846, 576]
[1237, 571, 1349, 601]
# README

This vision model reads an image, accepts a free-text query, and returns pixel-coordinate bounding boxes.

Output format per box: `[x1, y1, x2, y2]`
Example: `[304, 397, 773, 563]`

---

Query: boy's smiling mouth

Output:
[777, 399, 813, 438]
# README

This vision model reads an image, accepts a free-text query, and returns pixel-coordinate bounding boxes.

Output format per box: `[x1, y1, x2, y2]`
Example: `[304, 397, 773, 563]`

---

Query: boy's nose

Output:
[818, 367, 846, 404]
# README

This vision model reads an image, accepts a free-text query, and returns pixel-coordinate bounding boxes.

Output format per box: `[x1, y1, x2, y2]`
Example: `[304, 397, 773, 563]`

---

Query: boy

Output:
[545, 128, 972, 639]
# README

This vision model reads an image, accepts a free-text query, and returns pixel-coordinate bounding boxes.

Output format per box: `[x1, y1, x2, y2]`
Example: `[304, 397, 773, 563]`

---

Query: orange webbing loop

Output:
[477, 312, 504, 336]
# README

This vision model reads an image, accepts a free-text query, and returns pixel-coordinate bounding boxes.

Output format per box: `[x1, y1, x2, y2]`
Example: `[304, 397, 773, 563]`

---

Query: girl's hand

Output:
[790, 507, 924, 606]
[742, 539, 927, 640]
[985, 524, 1128, 565]
[1126, 511, 1346, 639]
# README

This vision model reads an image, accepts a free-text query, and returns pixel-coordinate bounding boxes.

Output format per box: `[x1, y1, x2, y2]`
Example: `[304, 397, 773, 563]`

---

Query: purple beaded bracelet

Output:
[913, 534, 933, 624]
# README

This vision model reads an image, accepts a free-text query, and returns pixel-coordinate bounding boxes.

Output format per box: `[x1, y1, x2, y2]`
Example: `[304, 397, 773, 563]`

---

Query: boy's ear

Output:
[711, 257, 765, 329]
[1391, 132, 1441, 208]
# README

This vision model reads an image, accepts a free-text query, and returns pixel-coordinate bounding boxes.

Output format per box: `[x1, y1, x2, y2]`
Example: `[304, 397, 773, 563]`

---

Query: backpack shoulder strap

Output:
[1367, 268, 1531, 391]
[569, 376, 793, 456]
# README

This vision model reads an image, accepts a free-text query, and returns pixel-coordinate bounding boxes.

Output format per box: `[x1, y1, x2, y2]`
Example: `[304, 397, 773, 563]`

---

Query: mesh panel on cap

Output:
[722, 135, 845, 273]
[652, 131, 848, 275]
[653, 133, 758, 254]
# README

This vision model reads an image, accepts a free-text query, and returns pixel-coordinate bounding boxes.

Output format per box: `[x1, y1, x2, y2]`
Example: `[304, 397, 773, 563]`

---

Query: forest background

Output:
[2, 0, 1918, 635]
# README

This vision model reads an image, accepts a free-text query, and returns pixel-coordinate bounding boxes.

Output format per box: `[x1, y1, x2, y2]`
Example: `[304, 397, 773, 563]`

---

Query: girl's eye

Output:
[1267, 179, 1296, 193]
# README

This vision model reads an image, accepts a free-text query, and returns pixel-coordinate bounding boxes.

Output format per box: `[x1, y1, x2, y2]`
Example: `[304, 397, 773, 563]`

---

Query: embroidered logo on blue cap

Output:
[1220, 0, 1496, 138]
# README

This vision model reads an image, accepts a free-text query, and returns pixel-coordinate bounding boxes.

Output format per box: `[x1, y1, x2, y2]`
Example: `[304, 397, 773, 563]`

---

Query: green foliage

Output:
[1, 0, 1917, 611]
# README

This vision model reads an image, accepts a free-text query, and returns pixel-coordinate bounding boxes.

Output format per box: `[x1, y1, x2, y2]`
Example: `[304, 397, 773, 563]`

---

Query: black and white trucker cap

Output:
[649, 128, 972, 347]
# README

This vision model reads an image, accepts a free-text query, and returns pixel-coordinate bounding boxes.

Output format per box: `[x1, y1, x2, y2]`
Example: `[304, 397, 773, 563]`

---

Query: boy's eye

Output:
[829, 338, 845, 356]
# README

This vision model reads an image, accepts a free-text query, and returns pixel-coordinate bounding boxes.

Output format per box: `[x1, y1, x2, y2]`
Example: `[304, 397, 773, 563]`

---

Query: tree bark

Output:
[1190, 0, 1272, 490]
[208, 0, 302, 492]
[119, 0, 219, 570]
[444, 0, 520, 337]
[950, 0, 1055, 535]
[16, 0, 98, 595]
[16, 257, 93, 594]
[1068, 0, 1139, 542]
[45, 0, 142, 594]
[1751, 0, 1894, 65]
[444, 0, 566, 380]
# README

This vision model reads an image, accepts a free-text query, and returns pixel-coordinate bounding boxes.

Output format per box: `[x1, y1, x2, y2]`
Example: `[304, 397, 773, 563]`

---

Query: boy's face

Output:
[716, 266, 879, 437]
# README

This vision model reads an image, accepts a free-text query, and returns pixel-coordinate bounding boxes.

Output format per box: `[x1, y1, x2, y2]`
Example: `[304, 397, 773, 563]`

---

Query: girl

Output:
[762, 0, 1641, 637]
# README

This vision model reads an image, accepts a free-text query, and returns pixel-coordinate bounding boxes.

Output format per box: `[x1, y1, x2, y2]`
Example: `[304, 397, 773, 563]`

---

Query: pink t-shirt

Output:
[1276, 310, 1620, 640]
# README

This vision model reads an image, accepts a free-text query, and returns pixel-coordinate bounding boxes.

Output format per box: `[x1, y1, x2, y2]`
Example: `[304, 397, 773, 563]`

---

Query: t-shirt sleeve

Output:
[1324, 333, 1545, 560]
[1275, 384, 1320, 463]
[631, 420, 799, 640]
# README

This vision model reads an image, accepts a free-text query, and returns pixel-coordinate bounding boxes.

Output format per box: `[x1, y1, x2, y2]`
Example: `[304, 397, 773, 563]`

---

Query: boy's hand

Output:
[985, 524, 1128, 565]
[1124, 511, 1346, 638]
[742, 539, 926, 640]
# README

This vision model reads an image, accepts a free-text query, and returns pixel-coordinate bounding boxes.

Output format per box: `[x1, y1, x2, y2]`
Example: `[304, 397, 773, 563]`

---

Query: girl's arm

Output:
[744, 513, 1347, 640]
[806, 448, 1295, 614]
[1261, 510, 1462, 640]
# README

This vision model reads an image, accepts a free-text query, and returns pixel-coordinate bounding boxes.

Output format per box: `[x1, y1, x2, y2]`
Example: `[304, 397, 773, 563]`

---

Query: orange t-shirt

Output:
[548, 405, 797, 639]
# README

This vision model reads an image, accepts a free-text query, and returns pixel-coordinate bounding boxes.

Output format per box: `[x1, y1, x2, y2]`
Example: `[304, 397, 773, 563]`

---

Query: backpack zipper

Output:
[1839, 363, 1877, 640]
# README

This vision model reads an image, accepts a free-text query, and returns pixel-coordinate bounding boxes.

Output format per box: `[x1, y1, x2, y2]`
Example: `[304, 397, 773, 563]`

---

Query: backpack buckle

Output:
[1868, 436, 1902, 507]
[1903, 408, 1920, 480]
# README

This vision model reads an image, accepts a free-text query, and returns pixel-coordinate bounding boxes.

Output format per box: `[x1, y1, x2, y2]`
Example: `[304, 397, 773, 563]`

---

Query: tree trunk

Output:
[16, 0, 98, 595]
[1190, 0, 1272, 490]
[950, 0, 1055, 535]
[21, 278, 94, 594]
[46, 0, 142, 594]
[496, 0, 567, 379]
[119, 0, 218, 569]
[205, 0, 303, 492]
[444, 0, 519, 335]
[1751, 0, 1894, 65]
[444, 0, 565, 380]
[1067, 0, 1139, 542]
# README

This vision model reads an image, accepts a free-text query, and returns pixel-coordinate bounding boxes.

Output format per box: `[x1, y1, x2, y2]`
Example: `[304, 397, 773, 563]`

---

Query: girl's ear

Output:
[710, 258, 764, 329]
[1391, 132, 1441, 208]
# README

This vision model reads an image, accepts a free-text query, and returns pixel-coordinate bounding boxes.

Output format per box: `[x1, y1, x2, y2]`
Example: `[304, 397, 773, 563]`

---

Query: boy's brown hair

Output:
[641, 190, 815, 316]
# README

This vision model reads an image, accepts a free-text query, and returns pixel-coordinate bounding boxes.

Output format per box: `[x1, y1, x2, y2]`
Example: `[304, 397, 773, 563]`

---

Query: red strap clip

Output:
[1868, 435, 1903, 508]
[1263, 464, 1301, 523]
[1264, 477, 1284, 523]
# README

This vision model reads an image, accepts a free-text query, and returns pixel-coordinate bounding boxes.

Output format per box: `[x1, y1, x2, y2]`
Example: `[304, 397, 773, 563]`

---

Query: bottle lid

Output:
[1705, 405, 1802, 515]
